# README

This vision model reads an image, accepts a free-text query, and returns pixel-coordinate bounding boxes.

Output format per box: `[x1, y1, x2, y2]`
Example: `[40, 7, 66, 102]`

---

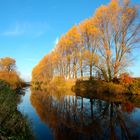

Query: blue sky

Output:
[0, 0, 140, 81]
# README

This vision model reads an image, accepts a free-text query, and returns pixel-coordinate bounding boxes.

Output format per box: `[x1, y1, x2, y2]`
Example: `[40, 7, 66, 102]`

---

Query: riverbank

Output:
[0, 80, 34, 139]
[73, 79, 140, 95]
[32, 76, 140, 96]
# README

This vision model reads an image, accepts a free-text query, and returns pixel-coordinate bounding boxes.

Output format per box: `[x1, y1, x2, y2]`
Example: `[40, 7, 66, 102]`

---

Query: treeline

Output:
[0, 57, 24, 89]
[32, 0, 140, 83]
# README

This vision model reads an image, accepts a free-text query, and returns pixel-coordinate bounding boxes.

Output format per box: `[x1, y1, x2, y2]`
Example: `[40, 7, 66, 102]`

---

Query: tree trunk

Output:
[80, 60, 83, 80]
[68, 63, 70, 79]
[90, 63, 92, 80]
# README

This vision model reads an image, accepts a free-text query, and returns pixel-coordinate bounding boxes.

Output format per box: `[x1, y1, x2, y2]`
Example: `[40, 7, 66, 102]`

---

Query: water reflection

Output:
[30, 89, 140, 140]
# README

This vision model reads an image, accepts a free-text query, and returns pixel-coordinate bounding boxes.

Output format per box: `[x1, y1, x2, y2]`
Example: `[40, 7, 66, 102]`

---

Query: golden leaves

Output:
[79, 18, 99, 41]
[106, 50, 112, 56]
[32, 0, 139, 82]
[0, 57, 16, 72]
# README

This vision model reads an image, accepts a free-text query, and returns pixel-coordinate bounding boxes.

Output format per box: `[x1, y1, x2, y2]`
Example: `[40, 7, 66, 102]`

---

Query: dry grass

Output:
[74, 80, 127, 95]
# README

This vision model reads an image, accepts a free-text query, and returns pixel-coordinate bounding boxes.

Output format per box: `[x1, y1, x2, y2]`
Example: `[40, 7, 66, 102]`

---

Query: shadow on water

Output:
[30, 87, 140, 140]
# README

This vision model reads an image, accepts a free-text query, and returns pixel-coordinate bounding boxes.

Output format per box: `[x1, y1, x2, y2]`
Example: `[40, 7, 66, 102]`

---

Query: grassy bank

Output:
[32, 77, 75, 99]
[73, 80, 126, 94]
[73, 79, 140, 95]
[0, 80, 34, 140]
[32, 76, 140, 97]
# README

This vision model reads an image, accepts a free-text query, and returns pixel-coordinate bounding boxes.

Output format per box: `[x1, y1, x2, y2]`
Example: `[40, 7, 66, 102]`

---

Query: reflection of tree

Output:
[30, 90, 140, 140]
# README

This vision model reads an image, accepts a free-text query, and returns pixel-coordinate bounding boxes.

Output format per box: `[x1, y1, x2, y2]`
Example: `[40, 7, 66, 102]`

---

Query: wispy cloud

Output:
[3, 25, 24, 36]
[1, 21, 49, 37]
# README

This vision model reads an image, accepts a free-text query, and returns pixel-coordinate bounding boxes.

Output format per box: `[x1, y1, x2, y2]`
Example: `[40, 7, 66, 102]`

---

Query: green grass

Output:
[0, 80, 34, 140]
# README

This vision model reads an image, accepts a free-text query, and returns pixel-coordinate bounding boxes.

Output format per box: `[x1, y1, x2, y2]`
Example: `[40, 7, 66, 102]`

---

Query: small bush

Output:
[119, 72, 133, 85]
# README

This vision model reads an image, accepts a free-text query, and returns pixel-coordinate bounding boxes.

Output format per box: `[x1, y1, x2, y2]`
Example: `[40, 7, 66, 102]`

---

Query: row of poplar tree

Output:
[32, 0, 140, 82]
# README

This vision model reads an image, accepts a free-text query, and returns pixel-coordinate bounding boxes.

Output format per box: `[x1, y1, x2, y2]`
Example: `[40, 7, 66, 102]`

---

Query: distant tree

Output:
[0, 57, 23, 88]
[0, 57, 16, 72]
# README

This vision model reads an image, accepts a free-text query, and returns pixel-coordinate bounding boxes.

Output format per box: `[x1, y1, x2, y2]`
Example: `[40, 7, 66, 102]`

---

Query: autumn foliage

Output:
[0, 57, 23, 89]
[32, 0, 140, 84]
[120, 72, 133, 84]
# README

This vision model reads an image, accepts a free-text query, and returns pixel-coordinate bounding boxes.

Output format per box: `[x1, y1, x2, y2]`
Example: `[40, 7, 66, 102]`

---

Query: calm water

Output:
[18, 87, 140, 140]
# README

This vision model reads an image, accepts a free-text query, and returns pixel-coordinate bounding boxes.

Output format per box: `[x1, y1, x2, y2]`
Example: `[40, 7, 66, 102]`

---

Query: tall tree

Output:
[79, 19, 99, 80]
[93, 0, 140, 81]
[66, 25, 81, 79]
[32, 0, 140, 83]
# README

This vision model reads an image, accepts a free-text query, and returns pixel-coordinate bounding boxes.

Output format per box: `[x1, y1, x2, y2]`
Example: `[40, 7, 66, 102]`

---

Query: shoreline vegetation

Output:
[0, 57, 28, 89]
[0, 57, 34, 139]
[32, 75, 140, 96]
[0, 80, 34, 140]
[32, 0, 140, 96]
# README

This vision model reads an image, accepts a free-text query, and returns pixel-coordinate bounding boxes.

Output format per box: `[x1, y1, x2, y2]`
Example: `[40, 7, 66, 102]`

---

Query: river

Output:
[18, 87, 140, 140]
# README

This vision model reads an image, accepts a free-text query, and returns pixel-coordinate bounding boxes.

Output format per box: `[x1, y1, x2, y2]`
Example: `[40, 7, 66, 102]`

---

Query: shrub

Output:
[0, 71, 23, 89]
[119, 72, 133, 85]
